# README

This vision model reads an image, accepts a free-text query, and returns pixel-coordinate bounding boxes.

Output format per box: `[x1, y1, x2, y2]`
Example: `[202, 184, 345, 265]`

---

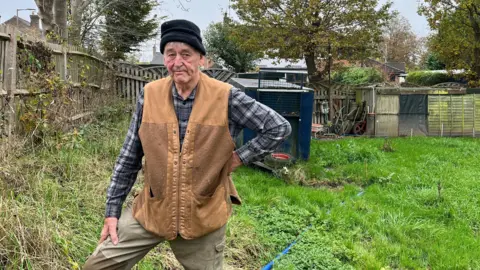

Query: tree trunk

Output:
[474, 43, 480, 80]
[70, 0, 88, 45]
[69, 10, 83, 44]
[473, 25, 480, 79]
[467, 5, 480, 82]
[34, 0, 55, 36]
[305, 51, 333, 121]
[305, 52, 321, 82]
[54, 0, 68, 40]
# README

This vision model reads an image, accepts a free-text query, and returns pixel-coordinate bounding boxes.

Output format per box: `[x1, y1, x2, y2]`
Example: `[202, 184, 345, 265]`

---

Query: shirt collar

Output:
[172, 83, 197, 100]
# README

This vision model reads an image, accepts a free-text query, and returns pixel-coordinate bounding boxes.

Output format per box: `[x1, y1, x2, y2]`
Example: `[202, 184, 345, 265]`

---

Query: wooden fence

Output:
[0, 25, 110, 137]
[115, 63, 168, 107]
[0, 26, 9, 92]
[427, 94, 480, 136]
[311, 82, 356, 125]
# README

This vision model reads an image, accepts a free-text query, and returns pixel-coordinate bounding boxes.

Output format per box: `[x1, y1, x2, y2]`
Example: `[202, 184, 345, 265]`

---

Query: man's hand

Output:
[99, 217, 119, 245]
[230, 152, 243, 173]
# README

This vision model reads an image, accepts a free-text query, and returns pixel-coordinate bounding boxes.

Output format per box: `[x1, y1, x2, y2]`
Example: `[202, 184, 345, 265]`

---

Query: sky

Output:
[0, 0, 431, 63]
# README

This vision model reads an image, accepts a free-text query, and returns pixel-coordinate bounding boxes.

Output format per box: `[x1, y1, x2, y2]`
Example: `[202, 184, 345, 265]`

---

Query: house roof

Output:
[151, 52, 164, 65]
[386, 62, 406, 73]
[365, 58, 406, 74]
[2, 16, 31, 28]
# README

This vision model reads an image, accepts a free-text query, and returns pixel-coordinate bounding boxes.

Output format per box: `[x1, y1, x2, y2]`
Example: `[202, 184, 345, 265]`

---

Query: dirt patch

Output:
[311, 180, 347, 188]
[275, 165, 359, 190]
[299, 178, 353, 191]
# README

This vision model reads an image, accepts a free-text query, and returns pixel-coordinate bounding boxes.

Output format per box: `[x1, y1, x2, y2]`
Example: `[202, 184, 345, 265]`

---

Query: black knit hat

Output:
[160, 19, 206, 55]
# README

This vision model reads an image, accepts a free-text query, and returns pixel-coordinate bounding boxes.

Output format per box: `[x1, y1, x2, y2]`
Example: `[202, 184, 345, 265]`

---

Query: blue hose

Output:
[261, 225, 312, 270]
[261, 190, 365, 269]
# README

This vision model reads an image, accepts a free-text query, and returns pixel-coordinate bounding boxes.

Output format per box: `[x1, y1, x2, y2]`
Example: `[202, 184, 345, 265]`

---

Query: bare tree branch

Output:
[174, 0, 191, 11]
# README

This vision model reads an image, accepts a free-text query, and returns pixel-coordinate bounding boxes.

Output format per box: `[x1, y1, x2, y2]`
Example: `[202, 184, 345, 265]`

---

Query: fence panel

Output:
[0, 26, 112, 137]
[427, 94, 479, 137]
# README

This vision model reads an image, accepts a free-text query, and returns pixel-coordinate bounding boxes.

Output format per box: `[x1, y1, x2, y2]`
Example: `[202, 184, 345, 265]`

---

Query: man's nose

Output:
[173, 55, 184, 66]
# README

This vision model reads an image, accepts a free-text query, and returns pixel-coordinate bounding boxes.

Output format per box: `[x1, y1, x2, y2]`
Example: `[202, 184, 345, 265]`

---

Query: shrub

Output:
[332, 67, 383, 85]
[406, 71, 456, 86]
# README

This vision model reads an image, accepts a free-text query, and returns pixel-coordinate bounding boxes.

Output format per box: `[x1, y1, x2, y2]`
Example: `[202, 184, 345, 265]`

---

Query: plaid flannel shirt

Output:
[105, 84, 292, 218]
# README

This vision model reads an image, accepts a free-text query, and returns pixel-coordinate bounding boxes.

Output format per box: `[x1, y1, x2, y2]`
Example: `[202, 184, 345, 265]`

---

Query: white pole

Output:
[441, 123, 444, 137]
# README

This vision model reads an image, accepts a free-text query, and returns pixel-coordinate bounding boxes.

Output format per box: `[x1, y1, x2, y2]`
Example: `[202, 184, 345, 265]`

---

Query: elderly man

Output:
[83, 19, 291, 270]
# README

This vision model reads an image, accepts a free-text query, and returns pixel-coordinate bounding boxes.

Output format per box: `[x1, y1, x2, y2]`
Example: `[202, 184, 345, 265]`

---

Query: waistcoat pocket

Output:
[190, 184, 228, 237]
[192, 169, 222, 198]
[145, 163, 166, 199]
[139, 123, 169, 200]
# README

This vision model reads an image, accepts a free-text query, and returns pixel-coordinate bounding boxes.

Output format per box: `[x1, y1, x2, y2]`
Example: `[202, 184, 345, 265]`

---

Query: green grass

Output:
[233, 137, 480, 269]
[1, 106, 480, 269]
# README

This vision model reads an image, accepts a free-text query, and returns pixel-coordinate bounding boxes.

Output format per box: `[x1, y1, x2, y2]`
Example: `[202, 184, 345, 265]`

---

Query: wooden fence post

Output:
[4, 25, 17, 137]
[328, 84, 334, 122]
[63, 47, 68, 81]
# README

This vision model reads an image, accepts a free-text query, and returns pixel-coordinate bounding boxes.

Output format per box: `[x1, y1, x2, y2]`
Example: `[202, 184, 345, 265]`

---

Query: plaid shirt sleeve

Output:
[105, 88, 144, 218]
[230, 87, 292, 164]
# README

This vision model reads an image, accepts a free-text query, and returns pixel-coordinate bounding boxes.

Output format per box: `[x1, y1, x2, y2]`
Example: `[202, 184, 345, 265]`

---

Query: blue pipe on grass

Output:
[261, 225, 312, 270]
[261, 190, 365, 269]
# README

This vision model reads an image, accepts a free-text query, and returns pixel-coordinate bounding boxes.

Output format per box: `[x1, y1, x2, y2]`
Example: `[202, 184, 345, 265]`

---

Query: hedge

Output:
[406, 71, 456, 86]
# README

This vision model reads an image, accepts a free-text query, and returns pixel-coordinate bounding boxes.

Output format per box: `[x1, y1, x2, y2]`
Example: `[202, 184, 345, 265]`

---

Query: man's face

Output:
[164, 42, 204, 85]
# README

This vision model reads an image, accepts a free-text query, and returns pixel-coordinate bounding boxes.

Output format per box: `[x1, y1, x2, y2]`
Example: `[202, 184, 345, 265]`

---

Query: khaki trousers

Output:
[83, 207, 226, 270]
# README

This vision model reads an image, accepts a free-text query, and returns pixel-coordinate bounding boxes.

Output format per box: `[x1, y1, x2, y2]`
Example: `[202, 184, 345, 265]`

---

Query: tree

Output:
[231, 0, 392, 82]
[76, 0, 190, 47]
[34, 0, 93, 43]
[124, 52, 142, 64]
[54, 0, 68, 39]
[100, 0, 159, 60]
[380, 13, 425, 70]
[204, 16, 262, 73]
[34, 0, 190, 46]
[35, 0, 87, 42]
[424, 52, 446, 70]
[419, 0, 480, 82]
[34, 0, 57, 37]
[70, 0, 94, 44]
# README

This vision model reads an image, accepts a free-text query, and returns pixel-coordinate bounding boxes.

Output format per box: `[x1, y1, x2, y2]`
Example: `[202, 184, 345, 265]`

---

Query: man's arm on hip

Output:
[229, 87, 292, 165]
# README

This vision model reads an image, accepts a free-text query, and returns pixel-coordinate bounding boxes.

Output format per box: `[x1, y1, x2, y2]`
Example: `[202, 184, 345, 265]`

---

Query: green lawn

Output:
[1, 107, 479, 269]
[232, 137, 480, 269]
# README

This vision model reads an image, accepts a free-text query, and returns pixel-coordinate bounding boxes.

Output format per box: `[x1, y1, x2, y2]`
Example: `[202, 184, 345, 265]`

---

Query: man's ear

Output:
[199, 55, 206, 69]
